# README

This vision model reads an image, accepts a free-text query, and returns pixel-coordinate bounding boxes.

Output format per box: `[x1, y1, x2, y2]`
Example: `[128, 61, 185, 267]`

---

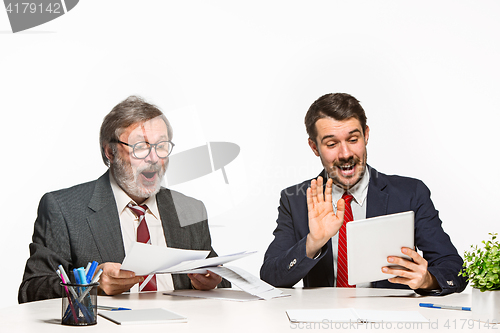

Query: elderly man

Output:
[260, 93, 467, 296]
[19, 96, 228, 303]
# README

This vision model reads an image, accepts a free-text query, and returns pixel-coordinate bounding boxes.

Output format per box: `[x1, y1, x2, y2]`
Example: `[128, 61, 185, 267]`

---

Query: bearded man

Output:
[19, 96, 229, 303]
[260, 93, 467, 296]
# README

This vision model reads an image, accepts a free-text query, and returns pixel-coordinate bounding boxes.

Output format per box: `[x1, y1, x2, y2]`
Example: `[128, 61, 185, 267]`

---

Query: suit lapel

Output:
[366, 166, 389, 218]
[156, 188, 194, 289]
[86, 171, 126, 263]
[156, 189, 191, 250]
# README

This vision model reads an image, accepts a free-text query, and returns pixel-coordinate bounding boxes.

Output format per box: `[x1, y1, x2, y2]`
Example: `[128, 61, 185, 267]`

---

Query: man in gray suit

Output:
[19, 96, 229, 303]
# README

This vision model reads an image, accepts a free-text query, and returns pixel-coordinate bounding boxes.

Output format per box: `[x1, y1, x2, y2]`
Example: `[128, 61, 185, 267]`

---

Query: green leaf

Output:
[461, 233, 500, 291]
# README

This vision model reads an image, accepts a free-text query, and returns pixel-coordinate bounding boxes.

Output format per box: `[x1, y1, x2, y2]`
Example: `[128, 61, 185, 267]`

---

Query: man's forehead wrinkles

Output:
[320, 129, 362, 143]
[124, 120, 168, 143]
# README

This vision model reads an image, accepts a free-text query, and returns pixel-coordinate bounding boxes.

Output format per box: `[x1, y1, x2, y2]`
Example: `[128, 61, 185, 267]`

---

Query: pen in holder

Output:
[60, 282, 99, 326]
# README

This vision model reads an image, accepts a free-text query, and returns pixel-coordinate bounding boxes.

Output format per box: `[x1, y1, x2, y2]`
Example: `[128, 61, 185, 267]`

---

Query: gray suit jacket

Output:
[19, 171, 229, 303]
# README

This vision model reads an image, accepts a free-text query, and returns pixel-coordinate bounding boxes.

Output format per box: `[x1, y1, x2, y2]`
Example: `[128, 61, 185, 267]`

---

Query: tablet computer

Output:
[346, 211, 414, 286]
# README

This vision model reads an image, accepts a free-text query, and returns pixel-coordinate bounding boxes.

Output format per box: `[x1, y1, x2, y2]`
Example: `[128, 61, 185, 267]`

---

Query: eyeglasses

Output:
[114, 140, 175, 159]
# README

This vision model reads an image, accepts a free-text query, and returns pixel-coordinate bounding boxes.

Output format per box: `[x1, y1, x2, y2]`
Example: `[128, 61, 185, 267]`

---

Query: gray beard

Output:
[112, 155, 165, 200]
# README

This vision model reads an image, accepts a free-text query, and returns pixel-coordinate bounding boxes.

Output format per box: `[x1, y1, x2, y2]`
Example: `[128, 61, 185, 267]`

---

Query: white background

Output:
[1, 1, 499, 309]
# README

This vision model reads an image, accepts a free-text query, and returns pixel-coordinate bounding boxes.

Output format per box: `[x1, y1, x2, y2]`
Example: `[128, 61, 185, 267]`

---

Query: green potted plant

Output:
[460, 233, 500, 323]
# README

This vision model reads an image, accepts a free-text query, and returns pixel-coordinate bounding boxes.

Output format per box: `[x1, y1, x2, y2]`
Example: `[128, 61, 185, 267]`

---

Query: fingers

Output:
[400, 247, 425, 264]
[188, 272, 222, 290]
[382, 265, 412, 277]
[386, 276, 412, 287]
[97, 262, 143, 295]
[324, 178, 333, 205]
[381, 263, 419, 288]
[309, 176, 328, 206]
[336, 197, 345, 222]
[384, 257, 418, 277]
[306, 187, 313, 211]
[310, 178, 318, 205]
[317, 176, 324, 202]
[382, 249, 432, 290]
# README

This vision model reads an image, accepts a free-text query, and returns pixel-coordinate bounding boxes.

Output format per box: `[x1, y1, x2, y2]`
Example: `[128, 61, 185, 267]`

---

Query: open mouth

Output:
[337, 163, 356, 176]
[142, 171, 157, 180]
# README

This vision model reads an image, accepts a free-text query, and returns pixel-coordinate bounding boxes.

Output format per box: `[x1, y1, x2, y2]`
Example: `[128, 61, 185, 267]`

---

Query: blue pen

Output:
[73, 268, 81, 284]
[86, 261, 98, 283]
[419, 303, 471, 311]
[77, 267, 87, 286]
[77, 267, 95, 322]
[77, 269, 103, 303]
[98, 306, 132, 311]
[63, 268, 94, 323]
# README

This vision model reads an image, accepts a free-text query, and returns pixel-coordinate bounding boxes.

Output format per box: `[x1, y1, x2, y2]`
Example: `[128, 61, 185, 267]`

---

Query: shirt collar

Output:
[330, 168, 370, 207]
[109, 171, 160, 219]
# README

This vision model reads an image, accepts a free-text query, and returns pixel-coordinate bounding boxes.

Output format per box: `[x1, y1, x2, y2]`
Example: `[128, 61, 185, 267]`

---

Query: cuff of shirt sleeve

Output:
[313, 249, 322, 260]
[415, 267, 455, 296]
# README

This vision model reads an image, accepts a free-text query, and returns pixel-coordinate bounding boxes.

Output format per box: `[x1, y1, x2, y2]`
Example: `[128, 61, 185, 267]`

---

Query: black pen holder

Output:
[60, 282, 99, 326]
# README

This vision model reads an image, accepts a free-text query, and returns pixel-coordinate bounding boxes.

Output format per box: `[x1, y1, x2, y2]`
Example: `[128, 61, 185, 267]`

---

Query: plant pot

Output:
[472, 288, 500, 323]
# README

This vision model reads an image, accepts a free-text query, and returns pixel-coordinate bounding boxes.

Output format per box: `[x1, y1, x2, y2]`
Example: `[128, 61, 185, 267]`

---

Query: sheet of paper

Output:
[99, 308, 187, 325]
[158, 251, 256, 273]
[286, 308, 429, 323]
[163, 289, 262, 301]
[209, 266, 283, 300]
[120, 242, 209, 276]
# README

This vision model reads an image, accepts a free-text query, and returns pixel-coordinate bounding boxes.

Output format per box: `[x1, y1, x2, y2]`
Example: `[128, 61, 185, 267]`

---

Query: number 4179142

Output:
[5, 2, 62, 14]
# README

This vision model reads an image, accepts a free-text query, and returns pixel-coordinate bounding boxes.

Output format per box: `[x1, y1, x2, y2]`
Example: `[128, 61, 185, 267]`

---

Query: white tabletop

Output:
[2, 287, 485, 332]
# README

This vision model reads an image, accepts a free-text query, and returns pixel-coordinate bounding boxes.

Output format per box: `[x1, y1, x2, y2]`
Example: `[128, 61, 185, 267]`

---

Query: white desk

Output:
[2, 288, 485, 332]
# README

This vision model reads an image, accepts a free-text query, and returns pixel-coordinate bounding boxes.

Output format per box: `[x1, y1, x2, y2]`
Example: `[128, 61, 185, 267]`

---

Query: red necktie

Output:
[336, 193, 355, 288]
[128, 203, 157, 292]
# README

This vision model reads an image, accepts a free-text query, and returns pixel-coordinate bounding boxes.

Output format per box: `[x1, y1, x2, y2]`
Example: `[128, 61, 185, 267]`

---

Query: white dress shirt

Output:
[109, 173, 174, 292]
[330, 170, 371, 288]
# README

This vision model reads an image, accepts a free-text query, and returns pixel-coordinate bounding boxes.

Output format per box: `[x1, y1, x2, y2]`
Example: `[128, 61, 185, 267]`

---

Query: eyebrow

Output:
[128, 133, 168, 143]
[320, 129, 362, 143]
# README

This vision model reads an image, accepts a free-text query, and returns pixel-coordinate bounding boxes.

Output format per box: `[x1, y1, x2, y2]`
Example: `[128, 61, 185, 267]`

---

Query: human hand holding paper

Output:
[188, 271, 222, 290]
[120, 243, 210, 276]
[120, 242, 255, 276]
[96, 262, 144, 295]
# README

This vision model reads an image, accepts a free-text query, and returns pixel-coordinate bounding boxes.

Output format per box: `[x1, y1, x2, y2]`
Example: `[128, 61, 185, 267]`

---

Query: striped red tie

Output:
[128, 203, 157, 292]
[336, 193, 355, 288]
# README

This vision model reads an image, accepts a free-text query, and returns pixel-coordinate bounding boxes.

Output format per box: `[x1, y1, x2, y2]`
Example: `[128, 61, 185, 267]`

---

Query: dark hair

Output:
[99, 95, 173, 166]
[304, 93, 367, 142]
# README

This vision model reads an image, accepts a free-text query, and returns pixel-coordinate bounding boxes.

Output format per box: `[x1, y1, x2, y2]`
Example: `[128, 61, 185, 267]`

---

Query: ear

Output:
[104, 144, 115, 164]
[364, 125, 370, 145]
[308, 138, 320, 157]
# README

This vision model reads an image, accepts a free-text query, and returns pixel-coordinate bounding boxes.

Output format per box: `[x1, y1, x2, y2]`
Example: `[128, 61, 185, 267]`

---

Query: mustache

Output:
[137, 164, 163, 174]
[332, 156, 360, 167]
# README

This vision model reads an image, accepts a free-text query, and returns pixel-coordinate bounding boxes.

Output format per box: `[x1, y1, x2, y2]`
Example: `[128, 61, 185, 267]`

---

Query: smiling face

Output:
[308, 117, 369, 190]
[106, 117, 169, 204]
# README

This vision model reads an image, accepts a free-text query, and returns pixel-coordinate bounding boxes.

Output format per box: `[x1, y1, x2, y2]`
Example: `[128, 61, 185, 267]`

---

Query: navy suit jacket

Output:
[260, 166, 467, 296]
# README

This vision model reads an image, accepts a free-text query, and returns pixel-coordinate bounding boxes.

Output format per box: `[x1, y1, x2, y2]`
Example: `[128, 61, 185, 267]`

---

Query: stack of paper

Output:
[99, 308, 186, 325]
[120, 243, 283, 300]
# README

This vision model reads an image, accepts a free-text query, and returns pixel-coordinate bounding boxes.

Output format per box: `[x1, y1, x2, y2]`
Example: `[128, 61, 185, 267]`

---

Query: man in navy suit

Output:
[260, 93, 466, 296]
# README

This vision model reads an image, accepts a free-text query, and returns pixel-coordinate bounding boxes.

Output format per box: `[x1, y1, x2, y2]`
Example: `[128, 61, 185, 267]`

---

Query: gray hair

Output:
[99, 95, 173, 167]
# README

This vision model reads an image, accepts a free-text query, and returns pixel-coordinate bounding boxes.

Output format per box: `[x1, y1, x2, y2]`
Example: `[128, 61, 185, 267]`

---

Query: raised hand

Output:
[305, 176, 346, 258]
